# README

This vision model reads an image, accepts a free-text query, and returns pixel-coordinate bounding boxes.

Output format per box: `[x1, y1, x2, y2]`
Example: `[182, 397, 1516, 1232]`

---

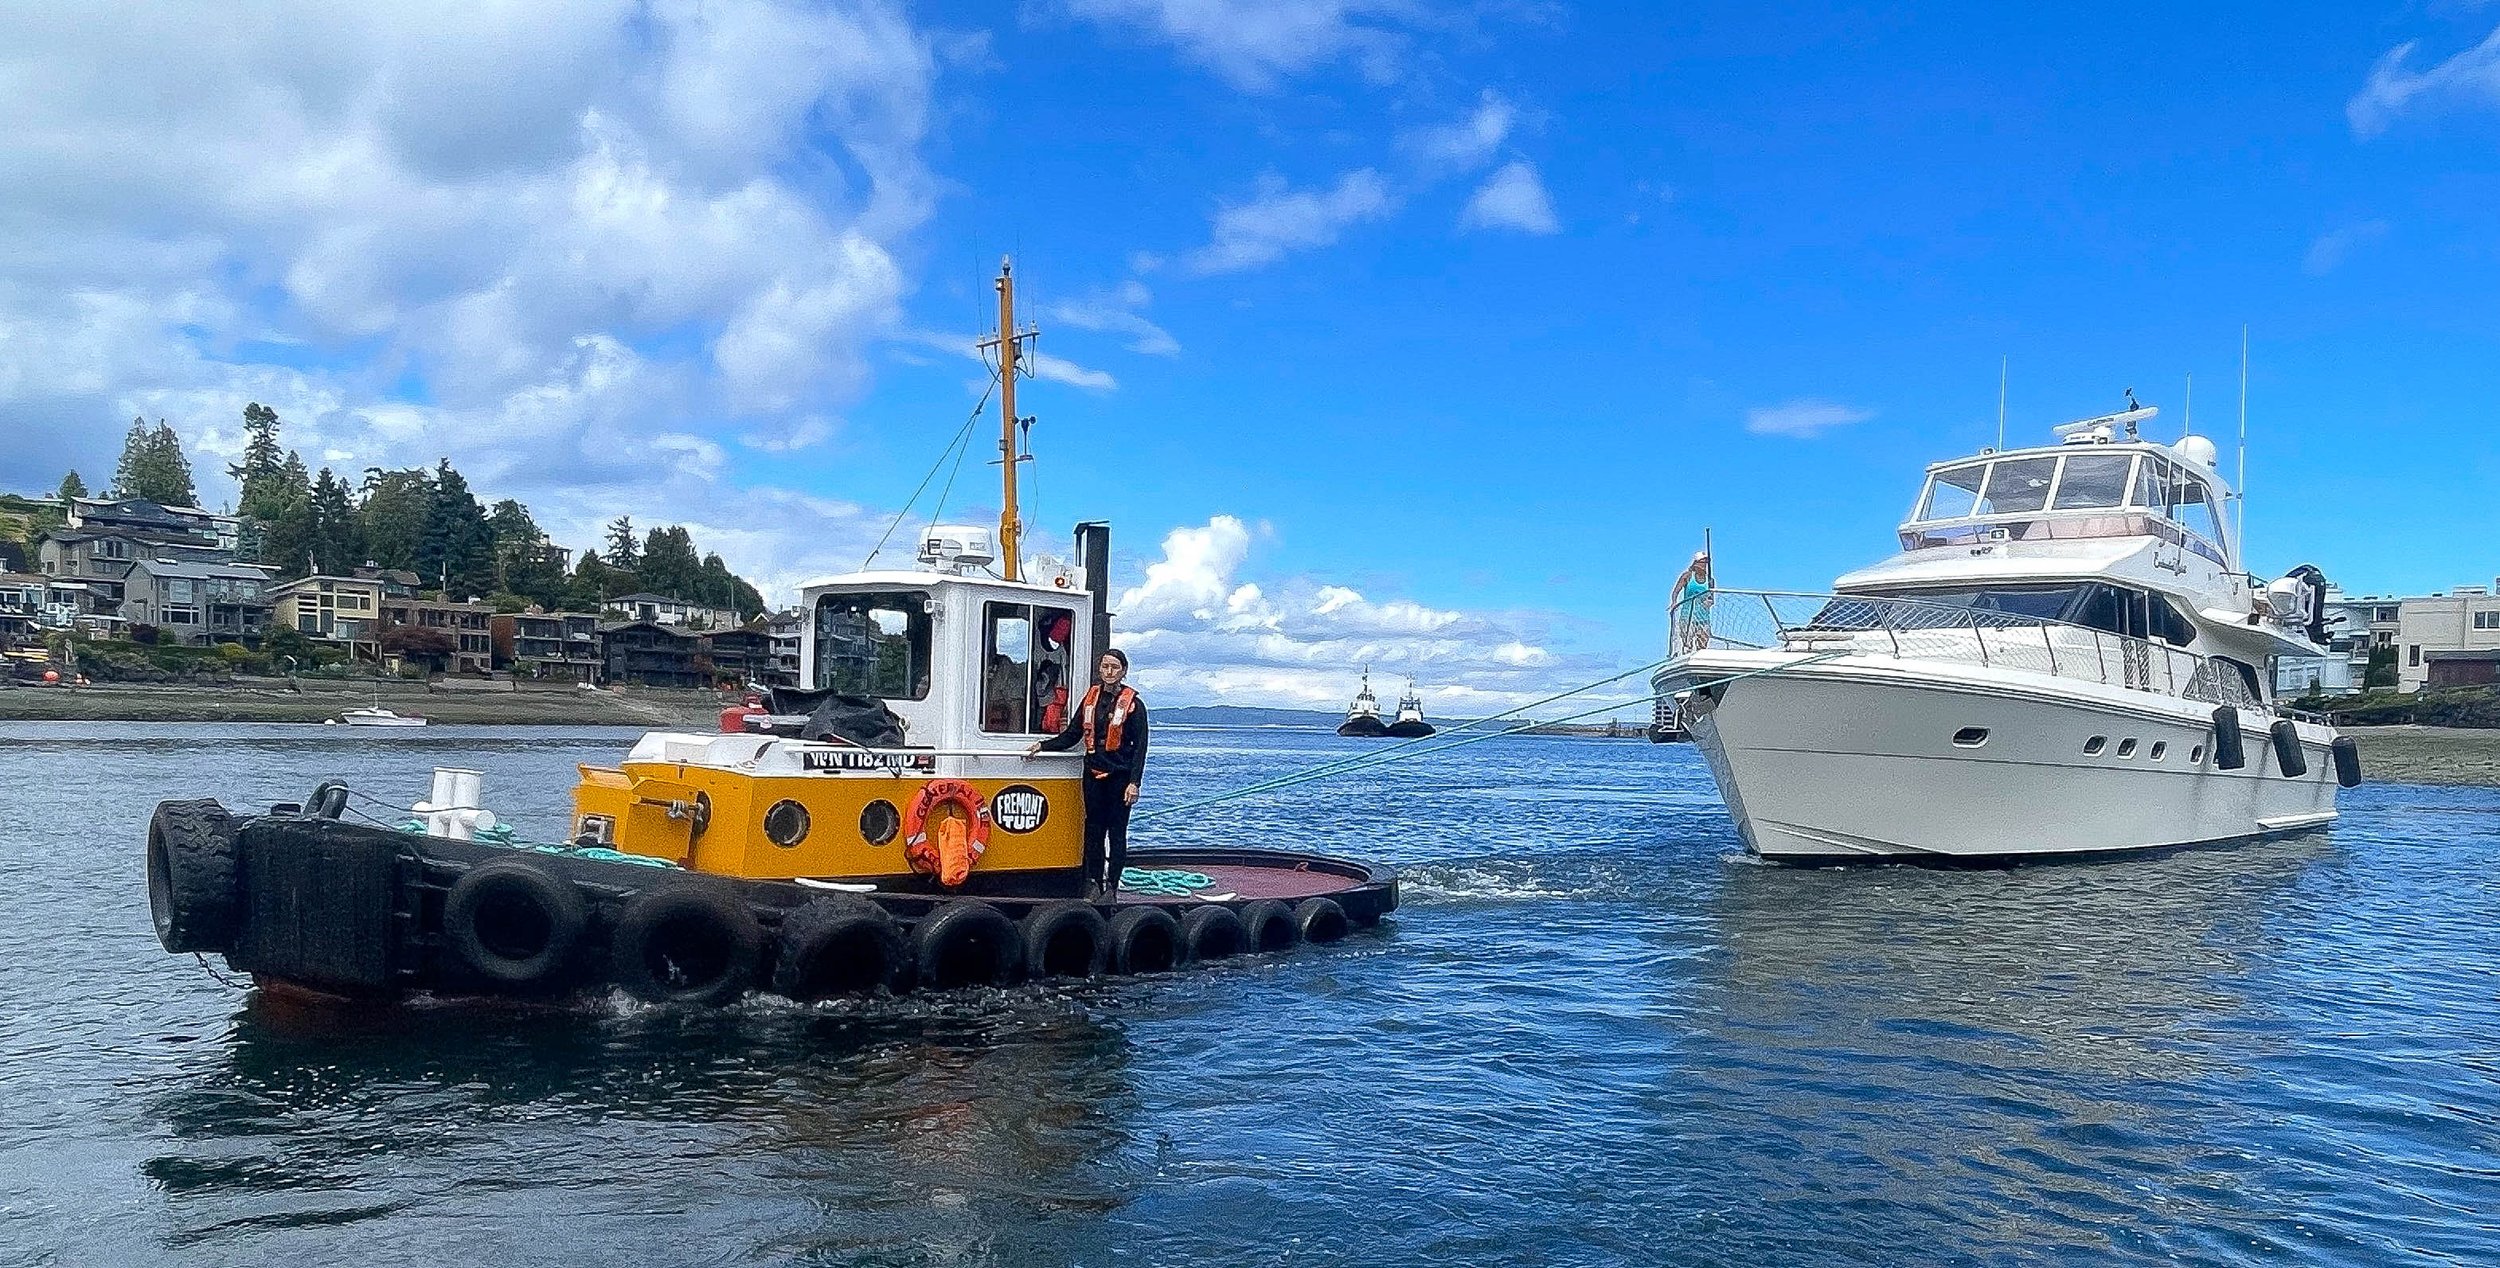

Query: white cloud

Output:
[1187, 169, 1397, 274]
[1459, 160, 1560, 235]
[1110, 515, 1615, 709]
[2350, 25, 2500, 136]
[1411, 89, 1516, 172]
[1048, 281, 1181, 357]
[904, 331, 1119, 392]
[2304, 220, 2390, 276]
[0, 0, 949, 597]
[1059, 0, 1411, 90]
[1744, 400, 1873, 439]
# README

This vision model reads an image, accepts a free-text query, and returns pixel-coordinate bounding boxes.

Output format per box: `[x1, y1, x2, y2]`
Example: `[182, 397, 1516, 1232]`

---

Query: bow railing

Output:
[1670, 589, 2273, 713]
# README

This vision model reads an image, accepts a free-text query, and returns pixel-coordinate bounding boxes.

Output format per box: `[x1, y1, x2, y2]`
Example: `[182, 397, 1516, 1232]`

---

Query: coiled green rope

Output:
[1118, 867, 1216, 896]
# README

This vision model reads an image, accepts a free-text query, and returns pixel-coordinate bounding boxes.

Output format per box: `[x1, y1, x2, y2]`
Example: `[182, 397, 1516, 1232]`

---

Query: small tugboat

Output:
[142, 261, 1396, 1006]
[1384, 680, 1435, 738]
[1336, 669, 1389, 737]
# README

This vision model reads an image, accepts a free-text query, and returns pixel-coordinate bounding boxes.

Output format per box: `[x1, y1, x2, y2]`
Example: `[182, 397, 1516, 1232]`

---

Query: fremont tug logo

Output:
[990, 785, 1049, 834]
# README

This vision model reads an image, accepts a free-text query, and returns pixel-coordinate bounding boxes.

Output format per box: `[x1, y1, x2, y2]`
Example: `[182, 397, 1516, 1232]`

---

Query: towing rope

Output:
[1135, 652, 1844, 824]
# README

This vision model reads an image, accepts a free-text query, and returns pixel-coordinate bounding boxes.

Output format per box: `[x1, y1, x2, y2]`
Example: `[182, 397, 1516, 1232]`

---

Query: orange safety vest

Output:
[1078, 685, 1138, 779]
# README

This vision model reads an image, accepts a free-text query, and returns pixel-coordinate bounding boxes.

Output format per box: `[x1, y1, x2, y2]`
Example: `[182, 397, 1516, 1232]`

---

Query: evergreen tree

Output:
[228, 404, 287, 518]
[308, 468, 364, 575]
[111, 418, 201, 505]
[419, 460, 495, 599]
[486, 499, 565, 608]
[358, 467, 435, 572]
[604, 516, 637, 569]
[57, 471, 86, 501]
[256, 453, 318, 577]
[569, 552, 631, 613]
[638, 525, 701, 598]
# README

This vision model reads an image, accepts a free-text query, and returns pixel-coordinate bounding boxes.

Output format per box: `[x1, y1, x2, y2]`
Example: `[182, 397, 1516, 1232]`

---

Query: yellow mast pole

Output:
[995, 258, 1022, 581]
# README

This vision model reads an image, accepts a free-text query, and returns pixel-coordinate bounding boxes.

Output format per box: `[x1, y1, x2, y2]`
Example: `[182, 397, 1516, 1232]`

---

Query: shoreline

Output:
[0, 679, 727, 727]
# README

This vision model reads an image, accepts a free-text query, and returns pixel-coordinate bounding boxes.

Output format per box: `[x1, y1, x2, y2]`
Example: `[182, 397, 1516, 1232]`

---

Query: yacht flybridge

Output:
[1656, 402, 2361, 861]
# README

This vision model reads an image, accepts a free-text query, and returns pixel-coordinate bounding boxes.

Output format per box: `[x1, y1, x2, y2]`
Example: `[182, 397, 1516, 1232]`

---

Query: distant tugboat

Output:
[1384, 680, 1435, 738]
[1337, 669, 1389, 737]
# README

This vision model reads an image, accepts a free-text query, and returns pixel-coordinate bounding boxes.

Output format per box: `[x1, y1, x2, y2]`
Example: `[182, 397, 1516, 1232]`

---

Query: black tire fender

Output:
[1020, 900, 1109, 979]
[1178, 904, 1246, 962]
[771, 897, 907, 999]
[1236, 899, 1299, 953]
[609, 885, 765, 1007]
[2210, 707, 2247, 771]
[911, 900, 1022, 990]
[2331, 736, 2363, 789]
[1105, 906, 1181, 975]
[2270, 720, 2309, 778]
[146, 799, 240, 955]
[443, 859, 589, 987]
[1293, 897, 1349, 945]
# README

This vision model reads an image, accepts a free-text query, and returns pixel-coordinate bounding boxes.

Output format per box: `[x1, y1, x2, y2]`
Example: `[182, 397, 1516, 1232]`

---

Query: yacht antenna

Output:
[2236, 325, 2249, 558]
[1995, 356, 2007, 450]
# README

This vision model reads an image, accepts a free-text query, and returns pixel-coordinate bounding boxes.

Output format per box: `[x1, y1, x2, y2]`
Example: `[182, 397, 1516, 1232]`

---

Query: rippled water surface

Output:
[2, 722, 2495, 1266]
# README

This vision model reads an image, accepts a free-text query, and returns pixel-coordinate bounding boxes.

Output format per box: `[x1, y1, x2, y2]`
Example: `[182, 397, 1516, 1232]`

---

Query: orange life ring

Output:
[903, 779, 991, 888]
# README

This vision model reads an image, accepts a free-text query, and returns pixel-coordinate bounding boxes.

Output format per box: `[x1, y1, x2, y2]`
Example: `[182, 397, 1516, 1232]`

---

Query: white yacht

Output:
[1656, 403, 2358, 861]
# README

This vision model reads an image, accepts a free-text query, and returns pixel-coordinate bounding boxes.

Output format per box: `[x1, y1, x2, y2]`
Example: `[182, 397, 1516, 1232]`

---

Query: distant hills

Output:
[1157, 704, 1342, 728]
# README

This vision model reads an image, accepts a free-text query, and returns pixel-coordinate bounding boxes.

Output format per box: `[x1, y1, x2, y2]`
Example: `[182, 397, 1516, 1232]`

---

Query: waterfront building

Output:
[493, 610, 603, 683]
[62, 497, 237, 552]
[0, 573, 42, 647]
[268, 574, 388, 659]
[600, 619, 707, 688]
[764, 610, 804, 687]
[2396, 584, 2500, 692]
[605, 592, 740, 630]
[702, 626, 775, 687]
[378, 596, 496, 675]
[120, 558, 275, 647]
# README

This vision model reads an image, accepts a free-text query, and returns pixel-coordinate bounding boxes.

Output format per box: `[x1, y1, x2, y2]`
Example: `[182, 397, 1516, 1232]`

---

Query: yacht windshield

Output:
[2051, 453, 2133, 509]
[1980, 457, 2057, 514]
[1917, 463, 1989, 520]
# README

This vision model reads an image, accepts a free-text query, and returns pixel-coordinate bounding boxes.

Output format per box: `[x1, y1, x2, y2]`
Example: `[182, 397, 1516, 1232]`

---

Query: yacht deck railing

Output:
[1670, 589, 2279, 714]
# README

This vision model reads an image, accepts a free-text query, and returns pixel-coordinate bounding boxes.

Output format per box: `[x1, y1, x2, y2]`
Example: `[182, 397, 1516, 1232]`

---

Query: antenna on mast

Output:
[981, 257, 1036, 581]
[2236, 325, 2249, 557]
[1995, 356, 2007, 450]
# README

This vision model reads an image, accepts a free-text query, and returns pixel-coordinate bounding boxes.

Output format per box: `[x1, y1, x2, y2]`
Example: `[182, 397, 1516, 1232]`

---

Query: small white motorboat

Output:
[340, 706, 428, 728]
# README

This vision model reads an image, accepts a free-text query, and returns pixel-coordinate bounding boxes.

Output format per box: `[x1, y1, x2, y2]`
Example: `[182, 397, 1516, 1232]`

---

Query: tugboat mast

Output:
[991, 258, 1028, 581]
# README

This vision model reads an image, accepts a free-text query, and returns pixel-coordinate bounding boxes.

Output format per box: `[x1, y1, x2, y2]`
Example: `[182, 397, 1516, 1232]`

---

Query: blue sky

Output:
[4, 1, 2498, 708]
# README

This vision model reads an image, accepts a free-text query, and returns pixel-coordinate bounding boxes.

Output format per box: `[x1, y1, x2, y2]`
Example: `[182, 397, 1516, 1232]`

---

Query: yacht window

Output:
[2150, 741, 2168, 760]
[2067, 585, 2127, 636]
[2116, 738, 2138, 758]
[2084, 736, 2107, 755]
[2173, 477, 2226, 552]
[981, 602, 1079, 735]
[813, 592, 930, 700]
[1917, 463, 1989, 520]
[2132, 458, 2174, 516]
[2051, 454, 2134, 509]
[1870, 586, 2082, 627]
[2190, 744, 2205, 763]
[2149, 596, 2198, 648]
[1979, 457, 2057, 514]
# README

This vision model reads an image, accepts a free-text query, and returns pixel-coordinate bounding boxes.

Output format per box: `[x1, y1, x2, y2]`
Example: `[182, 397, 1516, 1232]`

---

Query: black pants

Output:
[1081, 777, 1132, 893]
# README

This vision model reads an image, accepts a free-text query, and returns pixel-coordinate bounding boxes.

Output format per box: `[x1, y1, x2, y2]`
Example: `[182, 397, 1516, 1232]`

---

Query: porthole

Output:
[1952, 727, 1990, 747]
[2116, 738, 2137, 758]
[2150, 741, 2168, 761]
[763, 799, 811, 848]
[2190, 744, 2205, 763]
[2083, 736, 2107, 755]
[859, 799, 900, 847]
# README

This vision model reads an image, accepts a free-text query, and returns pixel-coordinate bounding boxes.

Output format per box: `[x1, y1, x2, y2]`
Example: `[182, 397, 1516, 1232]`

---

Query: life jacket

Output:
[1078, 685, 1138, 779]
[1041, 684, 1069, 733]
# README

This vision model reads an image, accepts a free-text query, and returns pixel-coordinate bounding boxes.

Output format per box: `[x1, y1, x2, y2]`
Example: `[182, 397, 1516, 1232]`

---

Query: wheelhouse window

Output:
[812, 591, 929, 700]
[981, 601, 1079, 735]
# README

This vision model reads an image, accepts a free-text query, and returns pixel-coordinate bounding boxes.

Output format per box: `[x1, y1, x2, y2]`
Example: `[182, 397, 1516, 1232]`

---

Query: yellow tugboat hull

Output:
[573, 765, 1087, 882]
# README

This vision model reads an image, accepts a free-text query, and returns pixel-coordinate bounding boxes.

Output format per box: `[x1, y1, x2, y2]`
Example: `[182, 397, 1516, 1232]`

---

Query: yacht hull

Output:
[1660, 652, 2340, 861]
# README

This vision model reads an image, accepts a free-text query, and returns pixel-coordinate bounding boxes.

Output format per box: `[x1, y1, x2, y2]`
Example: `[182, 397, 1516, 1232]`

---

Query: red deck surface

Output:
[1120, 862, 1359, 903]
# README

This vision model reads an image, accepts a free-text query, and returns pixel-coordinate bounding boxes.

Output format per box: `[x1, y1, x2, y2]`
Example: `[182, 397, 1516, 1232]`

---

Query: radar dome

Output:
[2174, 435, 2220, 469]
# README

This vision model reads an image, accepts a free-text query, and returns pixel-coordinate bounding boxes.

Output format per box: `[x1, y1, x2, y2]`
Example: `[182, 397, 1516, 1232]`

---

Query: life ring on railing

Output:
[903, 779, 991, 888]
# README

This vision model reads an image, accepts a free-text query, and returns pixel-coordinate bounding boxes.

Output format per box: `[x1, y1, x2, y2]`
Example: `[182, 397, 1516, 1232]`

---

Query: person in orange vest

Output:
[1025, 648, 1148, 899]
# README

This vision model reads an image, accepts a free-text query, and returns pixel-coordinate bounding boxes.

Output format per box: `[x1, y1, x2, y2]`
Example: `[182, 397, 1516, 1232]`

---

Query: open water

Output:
[0, 722, 2494, 1266]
